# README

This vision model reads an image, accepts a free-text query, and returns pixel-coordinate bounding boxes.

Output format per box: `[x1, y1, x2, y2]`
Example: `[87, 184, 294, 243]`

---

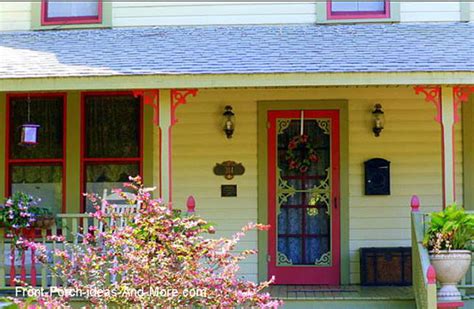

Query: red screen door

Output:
[267, 110, 340, 285]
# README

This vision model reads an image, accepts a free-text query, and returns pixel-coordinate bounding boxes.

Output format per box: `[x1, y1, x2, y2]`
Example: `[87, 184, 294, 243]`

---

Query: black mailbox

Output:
[365, 158, 390, 195]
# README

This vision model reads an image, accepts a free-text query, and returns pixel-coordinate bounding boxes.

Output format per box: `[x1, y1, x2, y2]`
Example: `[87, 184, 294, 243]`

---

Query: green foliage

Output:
[423, 204, 474, 253]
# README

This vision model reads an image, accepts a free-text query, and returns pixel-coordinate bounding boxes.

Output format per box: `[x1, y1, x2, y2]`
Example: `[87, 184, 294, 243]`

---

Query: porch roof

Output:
[0, 23, 473, 80]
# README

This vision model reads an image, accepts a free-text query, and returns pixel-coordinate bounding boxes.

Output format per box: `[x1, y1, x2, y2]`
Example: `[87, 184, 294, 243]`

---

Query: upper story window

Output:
[327, 0, 390, 20]
[41, 0, 102, 25]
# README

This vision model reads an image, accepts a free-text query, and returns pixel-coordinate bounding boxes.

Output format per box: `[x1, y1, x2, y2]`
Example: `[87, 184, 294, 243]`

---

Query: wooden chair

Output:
[99, 189, 141, 231]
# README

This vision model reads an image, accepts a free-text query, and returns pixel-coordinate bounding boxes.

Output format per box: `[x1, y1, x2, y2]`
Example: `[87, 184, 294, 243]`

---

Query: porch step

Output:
[268, 285, 415, 309]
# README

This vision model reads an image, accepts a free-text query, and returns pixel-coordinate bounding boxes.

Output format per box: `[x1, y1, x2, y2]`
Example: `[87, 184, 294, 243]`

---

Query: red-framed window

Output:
[5, 93, 67, 215]
[80, 92, 143, 213]
[41, 0, 102, 25]
[327, 0, 390, 20]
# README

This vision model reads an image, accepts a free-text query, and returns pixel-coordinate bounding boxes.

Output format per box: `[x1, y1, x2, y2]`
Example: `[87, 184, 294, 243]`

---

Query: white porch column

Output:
[159, 90, 172, 205]
[440, 86, 455, 205]
[415, 86, 473, 207]
[159, 89, 198, 208]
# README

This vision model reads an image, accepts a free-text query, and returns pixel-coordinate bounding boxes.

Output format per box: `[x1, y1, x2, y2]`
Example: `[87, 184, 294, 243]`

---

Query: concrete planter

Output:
[429, 250, 472, 302]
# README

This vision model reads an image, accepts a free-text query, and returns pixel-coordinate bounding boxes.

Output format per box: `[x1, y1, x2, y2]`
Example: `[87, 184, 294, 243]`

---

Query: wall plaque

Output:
[213, 161, 245, 180]
[221, 185, 237, 197]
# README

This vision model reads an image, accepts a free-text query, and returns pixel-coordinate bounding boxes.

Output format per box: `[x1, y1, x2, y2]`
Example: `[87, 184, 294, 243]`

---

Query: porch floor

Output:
[267, 285, 413, 301]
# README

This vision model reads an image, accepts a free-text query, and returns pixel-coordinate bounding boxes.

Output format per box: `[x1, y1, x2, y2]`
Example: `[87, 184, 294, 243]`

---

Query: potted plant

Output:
[0, 192, 54, 244]
[423, 204, 474, 302]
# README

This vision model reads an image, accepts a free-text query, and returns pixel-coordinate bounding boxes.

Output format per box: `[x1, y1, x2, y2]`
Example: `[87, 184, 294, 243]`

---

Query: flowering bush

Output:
[18, 177, 281, 308]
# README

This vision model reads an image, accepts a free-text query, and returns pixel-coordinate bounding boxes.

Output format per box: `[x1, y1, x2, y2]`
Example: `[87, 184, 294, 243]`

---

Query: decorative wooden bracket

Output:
[170, 89, 199, 126]
[453, 86, 474, 124]
[132, 90, 159, 126]
[414, 86, 442, 123]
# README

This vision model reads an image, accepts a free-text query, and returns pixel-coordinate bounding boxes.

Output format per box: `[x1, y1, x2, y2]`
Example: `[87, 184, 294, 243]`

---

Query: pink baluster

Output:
[411, 195, 420, 212]
[20, 249, 26, 283]
[186, 196, 196, 215]
[9, 246, 15, 286]
[31, 246, 36, 286]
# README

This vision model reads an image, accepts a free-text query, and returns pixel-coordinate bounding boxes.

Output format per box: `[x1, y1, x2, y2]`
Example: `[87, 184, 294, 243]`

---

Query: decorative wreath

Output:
[286, 134, 318, 173]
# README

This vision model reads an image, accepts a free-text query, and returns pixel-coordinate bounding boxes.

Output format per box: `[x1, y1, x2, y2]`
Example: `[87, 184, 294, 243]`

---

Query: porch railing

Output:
[411, 195, 474, 308]
[411, 195, 437, 309]
[0, 196, 197, 289]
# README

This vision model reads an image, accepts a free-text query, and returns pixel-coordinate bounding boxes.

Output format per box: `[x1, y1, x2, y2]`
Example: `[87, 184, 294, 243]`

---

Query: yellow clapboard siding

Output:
[169, 86, 462, 283]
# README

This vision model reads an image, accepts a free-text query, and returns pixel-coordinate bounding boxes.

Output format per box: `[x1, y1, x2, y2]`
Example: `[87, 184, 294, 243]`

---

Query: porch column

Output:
[159, 89, 198, 208]
[414, 86, 473, 207]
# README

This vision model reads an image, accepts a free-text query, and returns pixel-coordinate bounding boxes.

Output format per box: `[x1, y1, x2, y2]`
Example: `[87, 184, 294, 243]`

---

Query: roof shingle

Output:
[0, 23, 473, 79]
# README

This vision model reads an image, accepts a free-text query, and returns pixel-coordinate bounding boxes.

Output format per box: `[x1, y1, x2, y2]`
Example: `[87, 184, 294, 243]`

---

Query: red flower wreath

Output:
[286, 134, 318, 173]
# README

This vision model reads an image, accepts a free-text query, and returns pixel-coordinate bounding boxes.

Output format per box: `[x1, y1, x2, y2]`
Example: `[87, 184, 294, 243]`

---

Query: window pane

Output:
[10, 96, 63, 160]
[47, 1, 99, 18]
[331, 1, 358, 12]
[85, 95, 140, 158]
[85, 164, 139, 213]
[11, 165, 62, 215]
[332, 1, 385, 12]
[358, 1, 385, 12]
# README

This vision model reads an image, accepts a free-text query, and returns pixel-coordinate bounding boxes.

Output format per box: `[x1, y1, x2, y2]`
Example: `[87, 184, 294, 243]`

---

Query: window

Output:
[41, 0, 102, 25]
[6, 94, 66, 215]
[327, 0, 390, 20]
[81, 93, 143, 213]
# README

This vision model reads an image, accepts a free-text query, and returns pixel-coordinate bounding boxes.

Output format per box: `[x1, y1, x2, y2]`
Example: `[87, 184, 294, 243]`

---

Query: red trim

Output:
[267, 110, 340, 285]
[437, 302, 464, 308]
[327, 0, 390, 20]
[80, 91, 143, 213]
[5, 93, 67, 213]
[41, 0, 102, 26]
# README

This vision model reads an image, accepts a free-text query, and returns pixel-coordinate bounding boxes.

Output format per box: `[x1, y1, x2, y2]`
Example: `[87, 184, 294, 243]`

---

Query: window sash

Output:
[331, 1, 386, 13]
[42, 0, 102, 24]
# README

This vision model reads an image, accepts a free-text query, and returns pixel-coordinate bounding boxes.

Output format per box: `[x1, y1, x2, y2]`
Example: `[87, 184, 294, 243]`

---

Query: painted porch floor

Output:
[267, 285, 416, 309]
[267, 285, 414, 301]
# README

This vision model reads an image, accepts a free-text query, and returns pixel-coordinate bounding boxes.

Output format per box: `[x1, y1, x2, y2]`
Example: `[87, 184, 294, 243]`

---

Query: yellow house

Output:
[0, 1, 473, 308]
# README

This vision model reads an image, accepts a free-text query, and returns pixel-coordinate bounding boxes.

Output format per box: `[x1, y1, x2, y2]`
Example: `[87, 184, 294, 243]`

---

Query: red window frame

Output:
[80, 91, 144, 213]
[5, 93, 67, 213]
[327, 0, 390, 20]
[41, 0, 103, 25]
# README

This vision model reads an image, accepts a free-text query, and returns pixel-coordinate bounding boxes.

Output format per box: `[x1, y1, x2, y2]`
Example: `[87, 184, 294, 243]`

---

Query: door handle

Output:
[334, 197, 338, 209]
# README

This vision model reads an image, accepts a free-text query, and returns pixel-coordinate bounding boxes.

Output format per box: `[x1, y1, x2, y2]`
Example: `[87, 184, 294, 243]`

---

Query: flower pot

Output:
[429, 250, 472, 302]
[31, 215, 55, 229]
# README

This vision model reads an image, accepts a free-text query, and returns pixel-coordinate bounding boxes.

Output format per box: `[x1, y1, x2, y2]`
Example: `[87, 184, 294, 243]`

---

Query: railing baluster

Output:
[51, 223, 57, 287]
[41, 228, 47, 288]
[31, 241, 36, 286]
[72, 218, 78, 245]
[10, 244, 15, 286]
[0, 228, 5, 288]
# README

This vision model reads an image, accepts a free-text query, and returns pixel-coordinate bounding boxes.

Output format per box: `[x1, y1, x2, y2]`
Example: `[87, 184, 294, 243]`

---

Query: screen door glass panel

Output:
[276, 118, 332, 266]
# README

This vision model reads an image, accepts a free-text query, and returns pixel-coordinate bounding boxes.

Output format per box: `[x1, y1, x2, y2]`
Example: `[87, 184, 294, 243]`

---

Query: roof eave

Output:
[1, 71, 473, 92]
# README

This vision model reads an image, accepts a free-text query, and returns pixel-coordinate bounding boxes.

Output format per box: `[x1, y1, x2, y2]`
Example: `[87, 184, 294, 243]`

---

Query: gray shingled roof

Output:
[0, 23, 473, 79]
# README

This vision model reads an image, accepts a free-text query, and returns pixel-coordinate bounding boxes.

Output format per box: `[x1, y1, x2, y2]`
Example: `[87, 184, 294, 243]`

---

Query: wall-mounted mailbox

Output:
[365, 158, 390, 195]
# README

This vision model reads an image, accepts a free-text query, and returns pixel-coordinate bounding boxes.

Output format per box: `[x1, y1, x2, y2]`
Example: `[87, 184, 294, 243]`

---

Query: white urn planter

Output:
[429, 250, 472, 302]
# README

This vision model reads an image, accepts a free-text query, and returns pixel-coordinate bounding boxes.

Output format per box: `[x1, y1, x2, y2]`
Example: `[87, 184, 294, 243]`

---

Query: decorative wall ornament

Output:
[213, 161, 245, 180]
[285, 134, 319, 173]
[453, 86, 474, 124]
[414, 86, 442, 123]
[132, 90, 159, 126]
[170, 89, 198, 126]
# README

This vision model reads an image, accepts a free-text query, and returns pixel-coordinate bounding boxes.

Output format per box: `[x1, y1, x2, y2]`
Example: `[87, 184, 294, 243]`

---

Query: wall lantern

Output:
[223, 105, 235, 139]
[20, 96, 40, 146]
[372, 103, 385, 137]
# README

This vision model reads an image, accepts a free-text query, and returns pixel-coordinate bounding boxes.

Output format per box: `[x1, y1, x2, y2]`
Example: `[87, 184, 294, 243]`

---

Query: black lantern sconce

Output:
[20, 96, 40, 146]
[223, 105, 235, 139]
[372, 104, 385, 137]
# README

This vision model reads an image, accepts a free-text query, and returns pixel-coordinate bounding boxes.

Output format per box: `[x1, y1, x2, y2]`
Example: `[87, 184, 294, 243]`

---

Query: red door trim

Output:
[267, 110, 340, 285]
